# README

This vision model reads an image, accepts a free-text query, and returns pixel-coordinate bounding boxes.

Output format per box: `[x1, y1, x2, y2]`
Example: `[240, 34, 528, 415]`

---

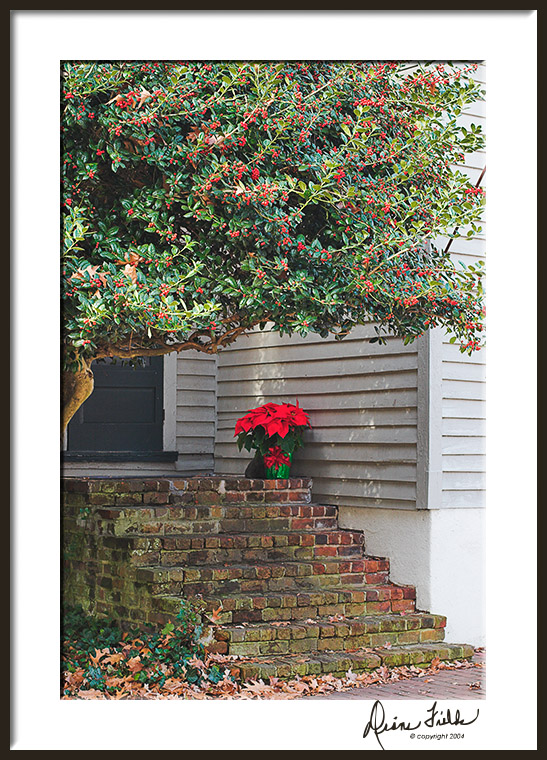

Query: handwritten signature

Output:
[363, 700, 480, 750]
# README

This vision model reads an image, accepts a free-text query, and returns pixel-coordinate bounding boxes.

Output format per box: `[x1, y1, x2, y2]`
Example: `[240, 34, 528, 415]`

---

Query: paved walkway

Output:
[303, 651, 485, 700]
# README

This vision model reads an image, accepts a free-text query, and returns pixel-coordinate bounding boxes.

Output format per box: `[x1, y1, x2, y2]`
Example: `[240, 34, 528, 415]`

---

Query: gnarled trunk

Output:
[61, 360, 94, 445]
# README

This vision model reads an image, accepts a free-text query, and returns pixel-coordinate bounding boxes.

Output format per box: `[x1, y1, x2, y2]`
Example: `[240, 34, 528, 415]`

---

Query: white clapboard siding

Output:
[439, 62, 486, 509]
[441, 436, 485, 456]
[175, 352, 217, 473]
[214, 323, 419, 508]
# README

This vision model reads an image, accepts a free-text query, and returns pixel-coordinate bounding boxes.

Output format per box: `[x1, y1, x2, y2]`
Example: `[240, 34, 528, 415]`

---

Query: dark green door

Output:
[66, 357, 164, 454]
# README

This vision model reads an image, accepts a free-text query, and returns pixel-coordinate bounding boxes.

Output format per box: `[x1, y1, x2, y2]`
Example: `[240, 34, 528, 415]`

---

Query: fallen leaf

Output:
[187, 655, 205, 671]
[89, 648, 110, 666]
[104, 652, 125, 666]
[198, 628, 215, 648]
[78, 688, 107, 699]
[127, 656, 144, 673]
[207, 605, 223, 624]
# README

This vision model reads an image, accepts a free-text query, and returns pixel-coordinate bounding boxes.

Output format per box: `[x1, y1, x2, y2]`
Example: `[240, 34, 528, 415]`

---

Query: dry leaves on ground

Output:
[62, 648, 484, 701]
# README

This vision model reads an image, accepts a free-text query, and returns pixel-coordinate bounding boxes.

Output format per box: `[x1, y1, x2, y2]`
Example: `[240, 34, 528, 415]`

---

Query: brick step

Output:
[135, 558, 390, 595]
[202, 585, 415, 623]
[94, 504, 337, 536]
[234, 642, 475, 681]
[155, 581, 415, 623]
[167, 477, 313, 506]
[123, 530, 364, 565]
[64, 476, 313, 507]
[211, 613, 446, 656]
[97, 505, 339, 536]
[63, 477, 476, 684]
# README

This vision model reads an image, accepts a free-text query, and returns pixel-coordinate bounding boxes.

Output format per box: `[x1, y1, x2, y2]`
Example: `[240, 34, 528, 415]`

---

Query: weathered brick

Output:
[62, 478, 90, 494]
[115, 493, 143, 506]
[419, 628, 444, 642]
[62, 476, 468, 679]
[144, 492, 170, 505]
[391, 600, 415, 613]
[245, 490, 265, 503]
[197, 478, 219, 492]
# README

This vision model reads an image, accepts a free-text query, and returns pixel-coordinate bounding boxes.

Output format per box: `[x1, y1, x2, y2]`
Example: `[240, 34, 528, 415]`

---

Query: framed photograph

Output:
[12, 10, 536, 751]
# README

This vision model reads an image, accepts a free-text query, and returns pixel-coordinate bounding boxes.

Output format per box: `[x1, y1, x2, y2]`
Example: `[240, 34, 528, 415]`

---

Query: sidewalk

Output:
[302, 651, 485, 700]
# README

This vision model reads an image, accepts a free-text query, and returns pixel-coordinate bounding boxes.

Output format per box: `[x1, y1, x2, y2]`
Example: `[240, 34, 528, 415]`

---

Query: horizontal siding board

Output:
[217, 370, 417, 397]
[217, 438, 416, 466]
[441, 343, 486, 364]
[218, 352, 418, 377]
[442, 471, 486, 490]
[217, 425, 417, 445]
[441, 489, 486, 508]
[175, 438, 216, 455]
[219, 408, 417, 430]
[442, 362, 485, 383]
[293, 475, 416, 501]
[295, 460, 417, 482]
[442, 417, 486, 437]
[177, 408, 216, 424]
[175, 390, 215, 408]
[442, 399, 485, 419]
[442, 379, 485, 401]
[218, 388, 417, 411]
[219, 337, 415, 362]
[176, 421, 216, 437]
[441, 436, 485, 456]
[176, 455, 215, 473]
[318, 494, 416, 510]
[177, 375, 216, 392]
[177, 351, 216, 375]
[442, 454, 486, 472]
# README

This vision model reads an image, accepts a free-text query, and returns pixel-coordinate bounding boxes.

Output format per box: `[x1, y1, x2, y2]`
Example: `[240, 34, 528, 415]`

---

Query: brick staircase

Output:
[62, 476, 474, 681]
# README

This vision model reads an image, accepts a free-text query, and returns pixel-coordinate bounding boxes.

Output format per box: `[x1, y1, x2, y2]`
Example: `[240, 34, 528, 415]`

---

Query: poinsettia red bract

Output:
[234, 400, 311, 459]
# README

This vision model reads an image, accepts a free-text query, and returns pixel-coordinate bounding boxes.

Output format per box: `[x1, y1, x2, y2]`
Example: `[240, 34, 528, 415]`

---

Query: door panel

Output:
[67, 357, 164, 452]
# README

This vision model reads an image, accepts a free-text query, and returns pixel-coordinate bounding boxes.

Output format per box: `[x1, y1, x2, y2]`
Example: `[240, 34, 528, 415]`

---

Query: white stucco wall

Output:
[429, 508, 485, 645]
[339, 505, 485, 645]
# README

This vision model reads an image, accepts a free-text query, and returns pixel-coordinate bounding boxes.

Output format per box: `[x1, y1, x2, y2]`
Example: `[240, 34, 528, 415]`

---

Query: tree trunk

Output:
[61, 360, 94, 446]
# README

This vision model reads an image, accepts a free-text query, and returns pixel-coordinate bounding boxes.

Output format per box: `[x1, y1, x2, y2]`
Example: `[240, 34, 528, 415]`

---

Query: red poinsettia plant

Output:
[234, 401, 311, 460]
